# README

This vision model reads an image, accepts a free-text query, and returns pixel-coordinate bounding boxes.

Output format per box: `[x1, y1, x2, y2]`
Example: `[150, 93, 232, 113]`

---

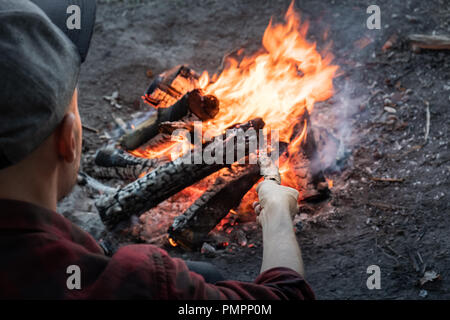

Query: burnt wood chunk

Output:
[119, 89, 220, 151]
[158, 121, 194, 135]
[143, 65, 199, 109]
[168, 164, 261, 250]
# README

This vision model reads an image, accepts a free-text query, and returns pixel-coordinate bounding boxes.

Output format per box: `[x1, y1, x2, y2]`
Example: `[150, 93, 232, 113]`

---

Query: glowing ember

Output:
[130, 139, 191, 161]
[327, 179, 334, 189]
[168, 237, 178, 247]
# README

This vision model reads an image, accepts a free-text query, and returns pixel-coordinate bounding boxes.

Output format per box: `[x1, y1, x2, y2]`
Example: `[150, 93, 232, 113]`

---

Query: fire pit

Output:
[86, 3, 340, 252]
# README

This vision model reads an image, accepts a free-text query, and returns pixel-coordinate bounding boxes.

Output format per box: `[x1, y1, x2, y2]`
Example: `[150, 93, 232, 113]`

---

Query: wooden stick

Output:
[424, 101, 430, 142]
[368, 201, 406, 210]
[112, 115, 129, 134]
[370, 177, 405, 183]
[408, 34, 450, 51]
[82, 124, 99, 134]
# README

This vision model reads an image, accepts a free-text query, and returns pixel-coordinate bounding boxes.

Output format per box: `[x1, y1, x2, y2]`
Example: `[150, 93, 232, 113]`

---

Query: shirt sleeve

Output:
[129, 245, 315, 300]
[86, 244, 315, 300]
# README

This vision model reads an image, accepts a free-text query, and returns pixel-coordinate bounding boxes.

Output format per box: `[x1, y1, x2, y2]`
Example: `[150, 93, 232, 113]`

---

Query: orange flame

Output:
[199, 2, 337, 196]
[327, 179, 333, 189]
[199, 1, 338, 142]
[168, 237, 178, 247]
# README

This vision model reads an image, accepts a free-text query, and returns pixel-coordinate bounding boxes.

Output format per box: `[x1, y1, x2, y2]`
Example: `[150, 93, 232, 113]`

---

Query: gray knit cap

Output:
[0, 0, 81, 169]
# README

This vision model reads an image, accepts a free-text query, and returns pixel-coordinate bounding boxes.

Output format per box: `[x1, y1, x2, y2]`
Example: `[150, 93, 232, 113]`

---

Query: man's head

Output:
[0, 0, 95, 205]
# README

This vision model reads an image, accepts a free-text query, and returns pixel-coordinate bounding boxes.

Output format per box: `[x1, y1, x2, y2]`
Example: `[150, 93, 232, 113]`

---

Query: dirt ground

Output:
[70, 0, 450, 299]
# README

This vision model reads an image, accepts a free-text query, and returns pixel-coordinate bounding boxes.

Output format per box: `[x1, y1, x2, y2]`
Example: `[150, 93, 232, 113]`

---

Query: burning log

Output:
[96, 118, 265, 228]
[119, 89, 220, 151]
[122, 64, 195, 150]
[159, 121, 194, 135]
[286, 110, 330, 202]
[168, 164, 261, 250]
[143, 65, 199, 108]
[92, 148, 169, 180]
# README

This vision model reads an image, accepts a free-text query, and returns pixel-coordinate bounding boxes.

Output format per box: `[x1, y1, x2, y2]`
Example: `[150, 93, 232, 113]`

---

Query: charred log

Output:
[119, 89, 219, 151]
[143, 65, 199, 108]
[96, 118, 265, 228]
[168, 164, 261, 250]
[159, 121, 195, 135]
[91, 148, 169, 180]
[289, 110, 330, 202]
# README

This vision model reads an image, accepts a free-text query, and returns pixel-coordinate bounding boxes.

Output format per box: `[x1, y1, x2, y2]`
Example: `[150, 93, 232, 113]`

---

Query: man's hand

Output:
[253, 180, 299, 226]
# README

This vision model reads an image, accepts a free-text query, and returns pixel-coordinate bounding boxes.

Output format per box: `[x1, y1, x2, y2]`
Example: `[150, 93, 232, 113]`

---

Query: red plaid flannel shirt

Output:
[0, 199, 315, 300]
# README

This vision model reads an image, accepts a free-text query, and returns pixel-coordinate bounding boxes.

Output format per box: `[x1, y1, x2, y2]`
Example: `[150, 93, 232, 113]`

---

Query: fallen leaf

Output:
[419, 270, 440, 286]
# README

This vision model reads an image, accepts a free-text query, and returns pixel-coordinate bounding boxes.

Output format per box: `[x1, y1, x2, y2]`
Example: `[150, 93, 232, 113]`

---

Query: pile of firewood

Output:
[90, 65, 331, 250]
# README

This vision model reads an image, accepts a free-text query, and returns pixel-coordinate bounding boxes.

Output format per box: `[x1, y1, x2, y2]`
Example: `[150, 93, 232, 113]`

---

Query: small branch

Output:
[424, 101, 430, 142]
[82, 124, 99, 134]
[370, 177, 404, 183]
[407, 34, 450, 51]
[112, 115, 129, 134]
[368, 201, 406, 210]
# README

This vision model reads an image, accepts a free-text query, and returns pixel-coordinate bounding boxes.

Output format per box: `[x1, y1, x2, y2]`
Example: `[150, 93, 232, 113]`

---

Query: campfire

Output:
[89, 3, 339, 251]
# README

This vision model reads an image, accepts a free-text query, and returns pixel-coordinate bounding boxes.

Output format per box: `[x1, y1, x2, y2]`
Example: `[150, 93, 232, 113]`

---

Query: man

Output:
[0, 0, 314, 299]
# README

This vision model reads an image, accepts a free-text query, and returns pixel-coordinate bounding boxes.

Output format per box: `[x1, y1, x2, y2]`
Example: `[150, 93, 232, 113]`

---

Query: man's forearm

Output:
[260, 204, 304, 276]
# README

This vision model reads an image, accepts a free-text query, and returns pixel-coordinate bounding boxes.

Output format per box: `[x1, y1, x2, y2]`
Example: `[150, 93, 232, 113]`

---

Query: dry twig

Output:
[370, 177, 404, 183]
[424, 100, 430, 142]
[82, 124, 99, 134]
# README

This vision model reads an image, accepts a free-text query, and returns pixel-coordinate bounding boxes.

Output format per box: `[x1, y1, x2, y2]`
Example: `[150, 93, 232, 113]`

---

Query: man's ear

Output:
[56, 113, 77, 163]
